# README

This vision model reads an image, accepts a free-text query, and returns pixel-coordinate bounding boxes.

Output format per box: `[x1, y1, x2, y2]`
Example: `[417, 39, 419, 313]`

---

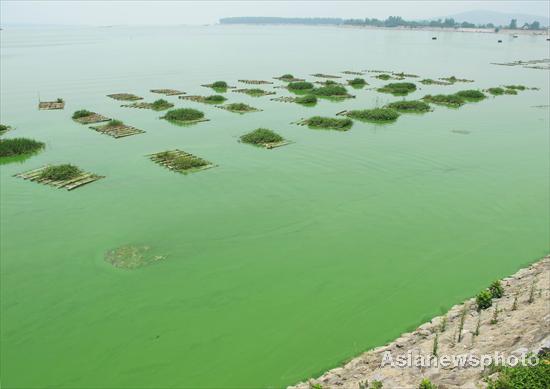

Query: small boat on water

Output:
[512, 34, 519, 38]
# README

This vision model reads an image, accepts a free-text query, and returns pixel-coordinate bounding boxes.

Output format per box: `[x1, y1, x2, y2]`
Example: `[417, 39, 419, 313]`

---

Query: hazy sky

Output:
[1, 1, 548, 26]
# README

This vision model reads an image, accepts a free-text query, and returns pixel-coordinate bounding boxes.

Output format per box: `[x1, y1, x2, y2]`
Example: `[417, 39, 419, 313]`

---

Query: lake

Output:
[0, 24, 548, 388]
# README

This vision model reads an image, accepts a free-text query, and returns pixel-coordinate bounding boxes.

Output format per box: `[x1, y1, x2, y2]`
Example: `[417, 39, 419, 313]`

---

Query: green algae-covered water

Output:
[1, 25, 549, 388]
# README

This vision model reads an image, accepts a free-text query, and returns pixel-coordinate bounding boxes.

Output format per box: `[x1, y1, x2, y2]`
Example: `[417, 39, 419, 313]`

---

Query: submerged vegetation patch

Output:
[423, 94, 465, 108]
[162, 108, 208, 124]
[344, 108, 400, 122]
[149, 149, 215, 174]
[298, 116, 353, 131]
[0, 138, 45, 158]
[240, 128, 289, 149]
[218, 103, 261, 113]
[105, 245, 166, 270]
[15, 164, 103, 190]
[377, 82, 417, 96]
[385, 100, 432, 113]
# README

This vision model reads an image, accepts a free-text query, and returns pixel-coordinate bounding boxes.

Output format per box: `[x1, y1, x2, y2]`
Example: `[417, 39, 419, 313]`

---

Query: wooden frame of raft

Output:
[89, 123, 145, 138]
[14, 166, 104, 191]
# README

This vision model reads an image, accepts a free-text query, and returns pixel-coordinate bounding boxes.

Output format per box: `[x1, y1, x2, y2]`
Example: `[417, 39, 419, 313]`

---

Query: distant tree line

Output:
[219, 16, 547, 30]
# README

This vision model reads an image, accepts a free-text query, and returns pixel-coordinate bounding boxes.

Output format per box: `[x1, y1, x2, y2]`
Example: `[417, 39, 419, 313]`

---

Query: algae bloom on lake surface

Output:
[1, 23, 549, 389]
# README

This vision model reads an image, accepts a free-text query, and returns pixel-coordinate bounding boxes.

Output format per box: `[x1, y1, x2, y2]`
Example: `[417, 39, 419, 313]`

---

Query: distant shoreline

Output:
[218, 23, 549, 36]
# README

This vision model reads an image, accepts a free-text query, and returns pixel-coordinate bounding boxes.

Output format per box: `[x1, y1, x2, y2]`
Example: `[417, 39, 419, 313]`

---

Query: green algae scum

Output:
[1, 24, 549, 389]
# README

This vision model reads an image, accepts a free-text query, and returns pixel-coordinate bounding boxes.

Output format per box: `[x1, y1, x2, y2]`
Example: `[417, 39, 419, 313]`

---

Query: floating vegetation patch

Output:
[392, 71, 419, 78]
[162, 108, 208, 124]
[504, 85, 528, 91]
[348, 78, 368, 87]
[288, 81, 315, 91]
[423, 94, 465, 108]
[377, 82, 417, 96]
[179, 95, 227, 104]
[375, 74, 392, 80]
[491, 58, 550, 70]
[385, 100, 432, 113]
[342, 70, 365, 75]
[503, 89, 517, 95]
[455, 90, 486, 101]
[296, 116, 353, 131]
[274, 74, 305, 82]
[201, 81, 235, 92]
[150, 89, 185, 96]
[14, 164, 103, 190]
[452, 130, 471, 135]
[240, 128, 290, 149]
[149, 149, 215, 174]
[312, 85, 353, 99]
[72, 110, 110, 124]
[105, 245, 166, 270]
[217, 103, 261, 114]
[107, 93, 143, 101]
[420, 78, 452, 86]
[38, 98, 65, 110]
[439, 76, 474, 84]
[270, 96, 297, 103]
[0, 138, 45, 158]
[311, 73, 341, 79]
[122, 99, 174, 111]
[90, 119, 145, 138]
[486, 87, 505, 96]
[238, 79, 273, 85]
[233, 88, 276, 97]
[295, 95, 318, 105]
[341, 108, 400, 123]
[0, 124, 13, 135]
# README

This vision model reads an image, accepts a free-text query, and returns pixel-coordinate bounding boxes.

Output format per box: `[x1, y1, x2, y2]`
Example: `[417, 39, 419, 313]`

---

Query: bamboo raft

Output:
[90, 123, 145, 138]
[73, 113, 110, 124]
[201, 84, 236, 89]
[439, 77, 474, 83]
[311, 73, 341, 79]
[150, 89, 186, 96]
[270, 96, 297, 103]
[273, 76, 305, 82]
[107, 93, 143, 101]
[148, 150, 215, 174]
[178, 95, 211, 103]
[420, 79, 452, 86]
[216, 104, 262, 114]
[121, 102, 173, 111]
[14, 165, 104, 191]
[342, 71, 365, 75]
[245, 140, 292, 149]
[238, 79, 274, 85]
[39, 101, 65, 110]
[232, 88, 276, 97]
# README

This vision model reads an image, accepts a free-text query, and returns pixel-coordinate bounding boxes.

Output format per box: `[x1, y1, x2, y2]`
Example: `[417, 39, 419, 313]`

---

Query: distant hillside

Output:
[446, 10, 549, 27]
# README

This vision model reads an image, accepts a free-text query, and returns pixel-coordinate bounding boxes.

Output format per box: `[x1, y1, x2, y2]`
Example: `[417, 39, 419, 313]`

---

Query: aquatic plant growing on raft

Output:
[233, 88, 275, 97]
[348, 77, 367, 87]
[455, 90, 486, 101]
[487, 87, 505, 96]
[298, 116, 353, 131]
[0, 124, 12, 135]
[288, 81, 314, 91]
[376, 74, 391, 80]
[90, 120, 145, 138]
[423, 94, 465, 108]
[240, 128, 289, 149]
[72, 110, 94, 119]
[72, 110, 110, 124]
[39, 164, 81, 181]
[107, 93, 142, 101]
[385, 100, 431, 113]
[274, 74, 304, 82]
[150, 99, 174, 110]
[439, 76, 474, 84]
[149, 149, 215, 174]
[420, 78, 452, 86]
[344, 108, 400, 122]
[312, 85, 351, 98]
[162, 108, 207, 123]
[504, 85, 527, 90]
[218, 103, 261, 114]
[295, 95, 318, 105]
[0, 138, 45, 157]
[377, 82, 417, 96]
[15, 164, 104, 190]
